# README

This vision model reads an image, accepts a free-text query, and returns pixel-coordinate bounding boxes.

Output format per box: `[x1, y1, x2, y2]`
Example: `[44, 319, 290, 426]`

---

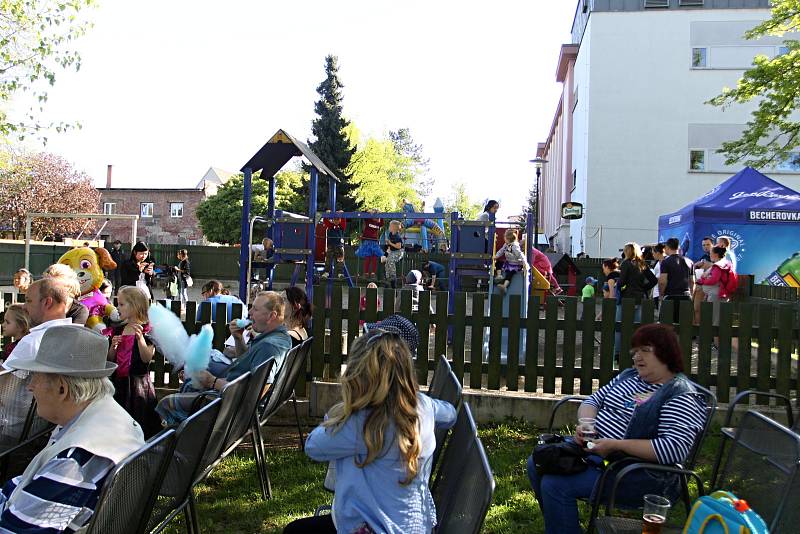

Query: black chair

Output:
[432, 405, 494, 534]
[710, 389, 795, 488]
[426, 356, 463, 476]
[254, 337, 313, 498]
[147, 398, 222, 534]
[714, 409, 800, 533]
[431, 403, 479, 524]
[546, 395, 589, 433]
[84, 429, 177, 534]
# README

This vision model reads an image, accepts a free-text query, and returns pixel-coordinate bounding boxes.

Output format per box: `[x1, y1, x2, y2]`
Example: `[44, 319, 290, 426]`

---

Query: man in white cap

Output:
[0, 325, 144, 532]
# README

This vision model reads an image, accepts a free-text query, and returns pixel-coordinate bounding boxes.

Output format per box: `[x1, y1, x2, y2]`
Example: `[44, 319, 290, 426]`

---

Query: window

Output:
[690, 150, 706, 171]
[140, 202, 154, 218]
[691, 48, 708, 68]
[776, 152, 800, 172]
[188, 239, 197, 246]
[778, 45, 790, 56]
[103, 202, 116, 215]
[170, 202, 184, 218]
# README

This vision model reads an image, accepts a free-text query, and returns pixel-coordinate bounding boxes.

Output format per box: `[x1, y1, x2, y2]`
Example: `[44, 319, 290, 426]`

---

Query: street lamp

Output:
[529, 157, 547, 251]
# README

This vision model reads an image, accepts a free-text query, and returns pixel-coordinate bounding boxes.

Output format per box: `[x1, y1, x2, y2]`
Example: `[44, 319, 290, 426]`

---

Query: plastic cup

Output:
[577, 417, 597, 444]
[642, 494, 671, 533]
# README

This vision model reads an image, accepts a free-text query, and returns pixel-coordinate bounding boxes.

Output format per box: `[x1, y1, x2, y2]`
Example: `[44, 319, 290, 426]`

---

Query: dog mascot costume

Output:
[58, 247, 119, 331]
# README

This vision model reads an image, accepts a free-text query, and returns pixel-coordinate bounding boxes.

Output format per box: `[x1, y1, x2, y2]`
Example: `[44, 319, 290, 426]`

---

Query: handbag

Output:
[531, 433, 588, 476]
[135, 273, 151, 298]
[683, 491, 767, 534]
[642, 268, 658, 292]
[184, 275, 194, 288]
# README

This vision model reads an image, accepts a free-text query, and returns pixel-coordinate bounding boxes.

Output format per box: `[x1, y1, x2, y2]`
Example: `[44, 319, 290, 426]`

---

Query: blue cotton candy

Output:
[148, 304, 189, 369]
[184, 325, 213, 382]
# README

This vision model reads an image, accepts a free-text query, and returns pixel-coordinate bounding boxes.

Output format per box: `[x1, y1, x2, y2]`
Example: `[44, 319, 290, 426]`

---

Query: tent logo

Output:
[729, 190, 800, 202]
[712, 229, 745, 266]
[668, 215, 681, 225]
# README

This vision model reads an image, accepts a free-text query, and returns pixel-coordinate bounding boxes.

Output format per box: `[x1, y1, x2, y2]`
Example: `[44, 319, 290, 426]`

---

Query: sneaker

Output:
[321, 272, 329, 279]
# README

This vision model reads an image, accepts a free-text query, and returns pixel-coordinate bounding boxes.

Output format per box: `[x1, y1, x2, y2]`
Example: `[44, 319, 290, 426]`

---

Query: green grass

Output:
[166, 422, 723, 534]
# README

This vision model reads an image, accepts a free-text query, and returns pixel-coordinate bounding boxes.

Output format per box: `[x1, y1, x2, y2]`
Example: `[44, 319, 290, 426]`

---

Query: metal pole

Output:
[534, 166, 541, 251]
[24, 215, 32, 271]
[307, 168, 319, 301]
[238, 167, 253, 303]
[329, 179, 337, 212]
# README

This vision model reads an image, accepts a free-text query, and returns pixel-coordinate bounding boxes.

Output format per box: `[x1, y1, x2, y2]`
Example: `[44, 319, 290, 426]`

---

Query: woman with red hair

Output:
[527, 323, 706, 534]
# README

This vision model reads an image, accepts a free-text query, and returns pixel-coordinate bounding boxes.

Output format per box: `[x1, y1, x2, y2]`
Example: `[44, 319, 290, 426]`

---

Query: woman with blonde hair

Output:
[618, 242, 648, 302]
[102, 286, 161, 438]
[284, 329, 457, 534]
[1, 304, 30, 361]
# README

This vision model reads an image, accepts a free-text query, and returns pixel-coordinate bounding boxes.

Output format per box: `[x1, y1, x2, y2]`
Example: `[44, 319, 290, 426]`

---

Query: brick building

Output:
[97, 166, 235, 245]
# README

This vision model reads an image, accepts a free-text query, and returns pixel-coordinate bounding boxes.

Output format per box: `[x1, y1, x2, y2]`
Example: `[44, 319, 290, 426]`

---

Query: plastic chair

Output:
[426, 356, 463, 476]
[714, 409, 800, 533]
[84, 429, 177, 534]
[147, 398, 222, 534]
[428, 355, 453, 399]
[431, 403, 479, 524]
[254, 337, 313, 498]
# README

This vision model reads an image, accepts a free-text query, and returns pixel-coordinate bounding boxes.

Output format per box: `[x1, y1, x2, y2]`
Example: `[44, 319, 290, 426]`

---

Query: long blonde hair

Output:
[623, 242, 647, 271]
[118, 286, 150, 324]
[324, 331, 421, 485]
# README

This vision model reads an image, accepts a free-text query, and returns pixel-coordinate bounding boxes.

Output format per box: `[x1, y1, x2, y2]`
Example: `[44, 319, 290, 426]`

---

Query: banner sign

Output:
[746, 210, 800, 222]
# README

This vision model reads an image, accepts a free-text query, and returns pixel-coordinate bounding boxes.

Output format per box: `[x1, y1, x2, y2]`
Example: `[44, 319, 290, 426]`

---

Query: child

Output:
[384, 220, 404, 288]
[322, 213, 347, 278]
[103, 286, 161, 438]
[582, 276, 597, 300]
[1, 304, 30, 361]
[12, 268, 31, 295]
[356, 212, 384, 280]
[283, 327, 457, 534]
[359, 282, 382, 327]
[99, 278, 113, 301]
[494, 229, 528, 295]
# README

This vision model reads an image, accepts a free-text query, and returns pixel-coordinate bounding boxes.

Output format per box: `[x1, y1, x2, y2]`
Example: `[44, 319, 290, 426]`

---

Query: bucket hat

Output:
[8, 325, 117, 378]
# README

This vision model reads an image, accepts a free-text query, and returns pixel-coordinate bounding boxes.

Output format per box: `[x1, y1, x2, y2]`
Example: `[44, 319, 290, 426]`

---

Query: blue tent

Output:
[658, 167, 800, 285]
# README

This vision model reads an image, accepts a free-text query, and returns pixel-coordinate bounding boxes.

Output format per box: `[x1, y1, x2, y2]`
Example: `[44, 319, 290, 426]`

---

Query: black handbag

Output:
[532, 433, 588, 476]
[642, 268, 659, 292]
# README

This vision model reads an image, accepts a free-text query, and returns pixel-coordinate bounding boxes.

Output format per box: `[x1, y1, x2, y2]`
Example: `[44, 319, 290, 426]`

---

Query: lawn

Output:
[166, 421, 722, 533]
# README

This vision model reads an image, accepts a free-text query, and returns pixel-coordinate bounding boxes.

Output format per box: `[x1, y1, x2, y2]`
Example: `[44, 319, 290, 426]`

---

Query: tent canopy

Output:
[659, 167, 800, 228]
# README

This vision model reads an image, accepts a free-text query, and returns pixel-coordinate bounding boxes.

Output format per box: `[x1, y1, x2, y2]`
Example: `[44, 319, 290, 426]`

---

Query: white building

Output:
[539, 0, 799, 257]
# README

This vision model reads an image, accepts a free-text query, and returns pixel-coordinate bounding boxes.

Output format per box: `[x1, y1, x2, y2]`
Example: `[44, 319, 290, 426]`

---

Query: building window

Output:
[103, 202, 116, 215]
[691, 47, 708, 68]
[776, 152, 800, 172]
[170, 202, 184, 218]
[140, 202, 154, 218]
[778, 45, 790, 56]
[690, 150, 706, 171]
[188, 239, 197, 246]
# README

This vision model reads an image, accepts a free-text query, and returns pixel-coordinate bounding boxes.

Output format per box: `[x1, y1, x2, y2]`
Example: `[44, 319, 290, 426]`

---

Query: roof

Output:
[195, 167, 237, 189]
[659, 167, 800, 226]
[545, 252, 580, 275]
[240, 129, 340, 182]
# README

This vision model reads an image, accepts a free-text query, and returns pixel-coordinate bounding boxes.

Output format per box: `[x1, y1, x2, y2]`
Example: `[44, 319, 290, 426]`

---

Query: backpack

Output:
[683, 491, 768, 534]
[721, 269, 738, 296]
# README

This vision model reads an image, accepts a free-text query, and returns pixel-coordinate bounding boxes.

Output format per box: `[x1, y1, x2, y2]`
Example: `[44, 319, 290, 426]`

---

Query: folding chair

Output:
[84, 429, 177, 534]
[426, 356, 463, 475]
[147, 398, 222, 534]
[431, 403, 479, 522]
[254, 337, 313, 498]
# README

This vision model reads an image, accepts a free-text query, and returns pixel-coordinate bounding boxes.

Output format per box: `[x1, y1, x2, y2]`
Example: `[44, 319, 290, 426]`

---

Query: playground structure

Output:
[237, 129, 552, 312]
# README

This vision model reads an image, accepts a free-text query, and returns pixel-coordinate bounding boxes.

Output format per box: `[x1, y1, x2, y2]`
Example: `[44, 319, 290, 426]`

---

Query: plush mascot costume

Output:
[58, 247, 119, 331]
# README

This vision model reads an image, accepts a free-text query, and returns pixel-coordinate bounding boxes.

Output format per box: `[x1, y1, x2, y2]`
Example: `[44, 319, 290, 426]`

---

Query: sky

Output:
[17, 0, 578, 221]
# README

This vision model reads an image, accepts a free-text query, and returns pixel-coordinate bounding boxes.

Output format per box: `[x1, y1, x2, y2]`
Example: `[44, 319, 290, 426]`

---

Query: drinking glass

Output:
[577, 417, 597, 444]
[642, 494, 671, 534]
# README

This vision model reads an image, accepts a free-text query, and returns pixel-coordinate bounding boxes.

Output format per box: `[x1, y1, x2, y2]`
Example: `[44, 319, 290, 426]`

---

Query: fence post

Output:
[487, 296, 502, 391]
[451, 292, 467, 383]
[416, 291, 432, 386]
[580, 298, 596, 395]
[756, 305, 773, 404]
[561, 297, 578, 395]
[329, 285, 344, 378]
[311, 288, 326, 380]
[469, 293, 485, 390]
[697, 302, 713, 385]
[524, 296, 540, 393]
[737, 303, 753, 396]
[776, 305, 794, 400]
[506, 295, 522, 392]
[433, 292, 449, 363]
[543, 297, 558, 394]
[717, 302, 734, 403]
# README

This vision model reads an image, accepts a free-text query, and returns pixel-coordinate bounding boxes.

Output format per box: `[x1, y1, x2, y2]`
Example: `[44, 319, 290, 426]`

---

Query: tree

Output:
[444, 182, 482, 220]
[389, 128, 433, 200]
[1, 0, 96, 143]
[196, 171, 307, 244]
[707, 1, 800, 168]
[307, 55, 356, 211]
[346, 137, 419, 212]
[0, 151, 99, 239]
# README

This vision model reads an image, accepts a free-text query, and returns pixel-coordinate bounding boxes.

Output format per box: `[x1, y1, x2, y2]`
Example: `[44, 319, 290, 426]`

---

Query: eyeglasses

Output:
[629, 346, 655, 357]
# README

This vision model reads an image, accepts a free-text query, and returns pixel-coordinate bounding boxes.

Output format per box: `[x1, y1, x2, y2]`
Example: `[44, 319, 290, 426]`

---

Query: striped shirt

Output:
[0, 447, 113, 533]
[584, 373, 706, 465]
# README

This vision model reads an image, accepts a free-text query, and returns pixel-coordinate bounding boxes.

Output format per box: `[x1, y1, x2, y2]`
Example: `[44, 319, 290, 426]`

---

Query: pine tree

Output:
[308, 55, 357, 212]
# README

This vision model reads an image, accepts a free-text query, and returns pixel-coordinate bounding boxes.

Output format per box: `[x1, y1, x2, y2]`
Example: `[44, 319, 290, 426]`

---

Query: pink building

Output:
[537, 44, 578, 254]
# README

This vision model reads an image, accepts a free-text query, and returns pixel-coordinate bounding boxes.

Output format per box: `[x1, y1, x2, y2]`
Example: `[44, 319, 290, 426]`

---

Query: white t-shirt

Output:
[652, 262, 661, 298]
[4, 318, 73, 368]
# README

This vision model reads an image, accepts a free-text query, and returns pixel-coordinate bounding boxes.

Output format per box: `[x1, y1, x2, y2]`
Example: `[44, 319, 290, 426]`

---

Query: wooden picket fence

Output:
[309, 285, 800, 405]
[2, 288, 799, 404]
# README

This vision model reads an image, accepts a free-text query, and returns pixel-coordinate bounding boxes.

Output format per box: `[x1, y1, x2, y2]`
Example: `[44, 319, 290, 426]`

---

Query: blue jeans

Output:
[526, 453, 679, 534]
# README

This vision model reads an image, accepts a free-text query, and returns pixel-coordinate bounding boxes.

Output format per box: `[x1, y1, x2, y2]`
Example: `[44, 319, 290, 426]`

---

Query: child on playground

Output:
[383, 220, 404, 288]
[494, 229, 528, 295]
[1, 304, 30, 361]
[359, 282, 382, 326]
[356, 211, 384, 280]
[283, 325, 456, 534]
[322, 213, 347, 278]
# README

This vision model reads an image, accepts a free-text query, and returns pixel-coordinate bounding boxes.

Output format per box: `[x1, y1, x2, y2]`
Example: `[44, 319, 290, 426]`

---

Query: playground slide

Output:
[482, 270, 529, 364]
